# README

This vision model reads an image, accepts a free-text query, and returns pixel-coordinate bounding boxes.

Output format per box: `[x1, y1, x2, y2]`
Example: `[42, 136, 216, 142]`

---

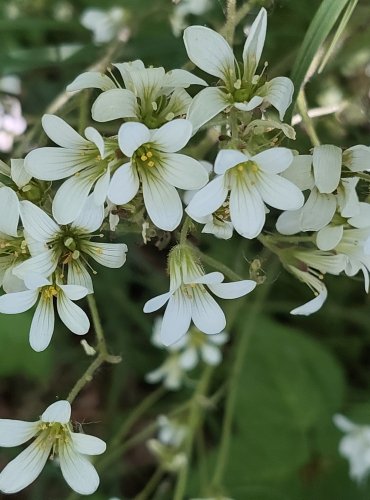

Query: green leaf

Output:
[0, 313, 53, 381]
[287, 0, 351, 121]
[225, 316, 344, 487]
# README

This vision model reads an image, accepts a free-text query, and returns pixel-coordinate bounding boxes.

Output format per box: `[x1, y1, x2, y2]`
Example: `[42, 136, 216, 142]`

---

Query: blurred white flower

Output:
[0, 400, 106, 495]
[81, 7, 129, 44]
[146, 352, 187, 390]
[334, 414, 370, 483]
[170, 0, 212, 37]
[0, 96, 27, 153]
[157, 415, 188, 447]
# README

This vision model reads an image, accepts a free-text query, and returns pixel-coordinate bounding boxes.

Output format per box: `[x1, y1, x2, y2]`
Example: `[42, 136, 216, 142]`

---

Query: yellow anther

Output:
[237, 165, 244, 172]
[148, 160, 155, 167]
[147, 151, 153, 158]
[141, 154, 148, 161]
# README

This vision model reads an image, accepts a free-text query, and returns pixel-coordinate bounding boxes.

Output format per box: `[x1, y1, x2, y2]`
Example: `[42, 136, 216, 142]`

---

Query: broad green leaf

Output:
[288, 0, 351, 121]
[0, 313, 53, 381]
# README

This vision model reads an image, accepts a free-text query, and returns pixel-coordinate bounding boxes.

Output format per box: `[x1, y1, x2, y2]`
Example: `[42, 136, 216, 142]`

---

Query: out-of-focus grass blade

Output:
[318, 0, 359, 73]
[287, 0, 351, 122]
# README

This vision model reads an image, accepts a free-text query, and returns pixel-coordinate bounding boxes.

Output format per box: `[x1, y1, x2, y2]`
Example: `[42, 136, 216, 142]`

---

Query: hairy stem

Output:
[296, 90, 321, 146]
[224, 0, 237, 45]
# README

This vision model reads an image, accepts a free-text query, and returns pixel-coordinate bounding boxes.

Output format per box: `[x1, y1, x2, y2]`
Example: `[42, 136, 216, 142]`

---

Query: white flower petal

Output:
[253, 147, 293, 174]
[281, 154, 314, 191]
[262, 76, 294, 120]
[313, 144, 342, 194]
[234, 95, 263, 112]
[0, 420, 38, 447]
[10, 159, 31, 189]
[202, 219, 234, 239]
[93, 167, 111, 206]
[52, 174, 96, 225]
[0, 187, 19, 237]
[348, 202, 370, 228]
[108, 163, 139, 205]
[179, 347, 198, 370]
[23, 274, 50, 290]
[67, 72, 116, 92]
[142, 173, 183, 231]
[59, 443, 100, 495]
[257, 172, 304, 210]
[71, 195, 104, 233]
[316, 225, 344, 251]
[191, 288, 226, 334]
[118, 122, 150, 157]
[186, 176, 228, 218]
[41, 400, 71, 423]
[58, 284, 89, 301]
[338, 178, 359, 218]
[184, 26, 235, 79]
[301, 189, 336, 231]
[208, 279, 256, 299]
[42, 114, 89, 149]
[143, 291, 173, 313]
[243, 8, 267, 78]
[91, 88, 138, 122]
[0, 289, 38, 314]
[276, 209, 302, 235]
[161, 291, 192, 346]
[188, 272, 224, 285]
[152, 119, 192, 153]
[214, 149, 248, 175]
[20, 201, 59, 242]
[290, 285, 327, 316]
[160, 154, 208, 190]
[187, 87, 229, 133]
[13, 249, 57, 280]
[29, 296, 55, 352]
[163, 69, 208, 88]
[0, 437, 52, 494]
[24, 148, 91, 181]
[230, 180, 265, 238]
[344, 145, 370, 172]
[201, 343, 222, 366]
[82, 241, 127, 268]
[57, 293, 90, 335]
[67, 259, 94, 293]
[71, 433, 106, 455]
[84, 127, 105, 158]
[333, 414, 357, 433]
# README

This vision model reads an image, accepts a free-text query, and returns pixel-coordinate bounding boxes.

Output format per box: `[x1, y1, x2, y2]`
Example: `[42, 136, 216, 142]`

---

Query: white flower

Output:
[146, 352, 187, 390]
[187, 148, 303, 239]
[0, 274, 89, 351]
[143, 245, 256, 345]
[0, 95, 27, 153]
[24, 114, 117, 224]
[67, 60, 206, 128]
[170, 0, 212, 37]
[13, 198, 127, 293]
[0, 400, 106, 495]
[335, 227, 370, 292]
[81, 7, 129, 44]
[334, 414, 370, 483]
[108, 120, 209, 231]
[0, 159, 32, 237]
[0, 231, 28, 293]
[147, 438, 187, 472]
[157, 415, 188, 448]
[184, 8, 294, 131]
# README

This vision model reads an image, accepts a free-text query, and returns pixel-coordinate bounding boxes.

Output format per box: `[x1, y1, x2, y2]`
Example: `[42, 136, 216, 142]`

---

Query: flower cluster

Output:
[1, 5, 369, 495]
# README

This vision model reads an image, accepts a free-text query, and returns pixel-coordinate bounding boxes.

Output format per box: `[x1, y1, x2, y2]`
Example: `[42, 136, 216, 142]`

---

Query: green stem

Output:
[66, 295, 121, 403]
[173, 366, 213, 500]
[296, 90, 320, 146]
[211, 275, 276, 490]
[134, 467, 163, 500]
[224, 0, 237, 45]
[191, 246, 244, 282]
[180, 216, 193, 245]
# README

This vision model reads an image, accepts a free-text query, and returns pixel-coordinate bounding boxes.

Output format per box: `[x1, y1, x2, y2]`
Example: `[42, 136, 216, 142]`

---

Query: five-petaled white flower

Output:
[143, 245, 256, 345]
[13, 198, 127, 293]
[187, 148, 304, 239]
[183, 8, 294, 131]
[108, 119, 209, 231]
[0, 274, 90, 351]
[0, 400, 106, 495]
[24, 114, 117, 224]
[333, 414, 370, 484]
